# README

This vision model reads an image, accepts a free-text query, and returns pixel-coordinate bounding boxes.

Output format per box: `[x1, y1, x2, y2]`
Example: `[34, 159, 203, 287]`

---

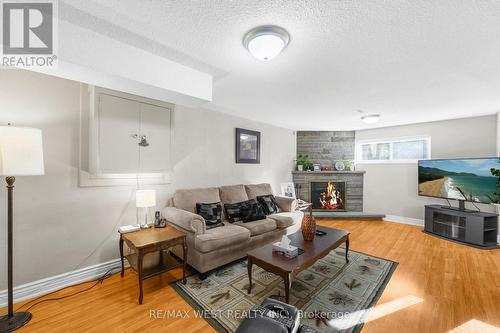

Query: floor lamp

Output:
[0, 126, 44, 332]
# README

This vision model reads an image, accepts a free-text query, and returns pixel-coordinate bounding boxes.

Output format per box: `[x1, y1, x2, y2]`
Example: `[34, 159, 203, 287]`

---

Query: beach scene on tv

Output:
[418, 158, 500, 204]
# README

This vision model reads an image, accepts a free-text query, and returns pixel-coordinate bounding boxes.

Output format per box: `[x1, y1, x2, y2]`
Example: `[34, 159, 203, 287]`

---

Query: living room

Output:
[0, 1, 499, 333]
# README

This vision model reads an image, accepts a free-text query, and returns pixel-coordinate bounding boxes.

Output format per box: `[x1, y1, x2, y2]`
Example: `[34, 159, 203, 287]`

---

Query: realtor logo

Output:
[1, 0, 58, 67]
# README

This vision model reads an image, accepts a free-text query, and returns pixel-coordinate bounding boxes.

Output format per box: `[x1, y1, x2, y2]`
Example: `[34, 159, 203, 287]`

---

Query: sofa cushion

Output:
[274, 196, 298, 212]
[234, 218, 277, 236]
[196, 202, 223, 229]
[219, 184, 249, 204]
[268, 212, 298, 229]
[195, 224, 250, 253]
[173, 187, 221, 213]
[224, 199, 265, 223]
[257, 195, 282, 215]
[245, 183, 273, 200]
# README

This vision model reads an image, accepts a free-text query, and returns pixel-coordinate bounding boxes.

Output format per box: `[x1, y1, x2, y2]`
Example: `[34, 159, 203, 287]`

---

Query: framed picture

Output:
[236, 128, 260, 164]
[280, 182, 296, 198]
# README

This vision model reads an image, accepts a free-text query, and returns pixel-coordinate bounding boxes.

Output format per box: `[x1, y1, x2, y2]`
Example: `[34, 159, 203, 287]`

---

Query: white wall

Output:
[356, 116, 498, 221]
[0, 70, 295, 290]
[497, 113, 500, 156]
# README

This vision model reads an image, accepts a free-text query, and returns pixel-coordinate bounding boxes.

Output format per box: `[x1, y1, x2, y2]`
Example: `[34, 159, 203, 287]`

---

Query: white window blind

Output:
[356, 137, 430, 163]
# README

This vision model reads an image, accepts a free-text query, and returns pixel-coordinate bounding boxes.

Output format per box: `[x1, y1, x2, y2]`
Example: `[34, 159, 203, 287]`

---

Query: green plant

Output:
[296, 154, 308, 166]
[487, 162, 500, 204]
[296, 154, 313, 171]
[344, 160, 354, 171]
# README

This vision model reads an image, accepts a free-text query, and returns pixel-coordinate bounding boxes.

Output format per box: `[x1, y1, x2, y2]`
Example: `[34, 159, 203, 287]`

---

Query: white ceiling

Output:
[60, 0, 500, 130]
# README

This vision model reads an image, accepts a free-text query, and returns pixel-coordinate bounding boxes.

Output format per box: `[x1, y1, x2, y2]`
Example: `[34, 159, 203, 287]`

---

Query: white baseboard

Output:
[0, 258, 122, 308]
[384, 215, 424, 227]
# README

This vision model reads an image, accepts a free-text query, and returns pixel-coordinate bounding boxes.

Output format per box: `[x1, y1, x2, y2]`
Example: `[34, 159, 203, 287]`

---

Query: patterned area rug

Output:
[173, 247, 397, 333]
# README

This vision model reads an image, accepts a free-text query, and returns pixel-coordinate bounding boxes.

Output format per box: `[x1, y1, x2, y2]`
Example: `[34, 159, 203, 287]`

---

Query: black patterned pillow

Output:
[240, 199, 267, 222]
[224, 199, 266, 223]
[224, 201, 245, 223]
[256, 195, 282, 215]
[196, 202, 223, 229]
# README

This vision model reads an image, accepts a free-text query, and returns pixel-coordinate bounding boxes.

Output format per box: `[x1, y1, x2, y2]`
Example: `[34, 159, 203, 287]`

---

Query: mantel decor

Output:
[235, 128, 260, 164]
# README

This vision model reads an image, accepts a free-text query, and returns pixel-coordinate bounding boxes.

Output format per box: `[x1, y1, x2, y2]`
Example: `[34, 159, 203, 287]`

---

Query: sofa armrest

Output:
[274, 196, 298, 212]
[163, 207, 206, 235]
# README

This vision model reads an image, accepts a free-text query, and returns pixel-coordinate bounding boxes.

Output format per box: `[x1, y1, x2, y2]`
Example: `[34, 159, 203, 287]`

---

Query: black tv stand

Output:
[424, 205, 499, 249]
[441, 206, 478, 214]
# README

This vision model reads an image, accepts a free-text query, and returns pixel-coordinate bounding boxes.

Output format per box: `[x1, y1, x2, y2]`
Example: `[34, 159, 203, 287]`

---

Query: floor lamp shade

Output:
[0, 126, 44, 176]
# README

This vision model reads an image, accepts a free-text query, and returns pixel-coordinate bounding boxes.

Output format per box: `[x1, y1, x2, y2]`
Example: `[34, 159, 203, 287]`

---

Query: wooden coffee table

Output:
[247, 226, 350, 303]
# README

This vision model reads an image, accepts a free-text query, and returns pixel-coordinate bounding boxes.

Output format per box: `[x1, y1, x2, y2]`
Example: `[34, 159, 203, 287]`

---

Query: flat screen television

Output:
[418, 157, 500, 204]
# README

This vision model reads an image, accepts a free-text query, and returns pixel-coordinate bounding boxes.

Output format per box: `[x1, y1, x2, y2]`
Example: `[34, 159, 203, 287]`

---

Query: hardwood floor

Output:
[3, 220, 500, 333]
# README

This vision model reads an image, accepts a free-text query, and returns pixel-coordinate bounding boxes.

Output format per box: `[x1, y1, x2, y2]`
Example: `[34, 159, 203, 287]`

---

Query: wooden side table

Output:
[119, 226, 187, 304]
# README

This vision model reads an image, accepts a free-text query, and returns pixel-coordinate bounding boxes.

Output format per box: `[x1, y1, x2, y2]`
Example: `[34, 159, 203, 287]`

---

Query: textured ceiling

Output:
[61, 0, 500, 130]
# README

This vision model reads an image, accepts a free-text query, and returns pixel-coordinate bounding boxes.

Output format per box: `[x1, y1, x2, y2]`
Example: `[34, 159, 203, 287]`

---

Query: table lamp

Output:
[0, 125, 44, 332]
[136, 190, 156, 228]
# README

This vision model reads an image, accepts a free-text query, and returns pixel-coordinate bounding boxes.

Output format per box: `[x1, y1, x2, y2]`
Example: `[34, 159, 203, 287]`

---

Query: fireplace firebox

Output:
[310, 181, 346, 211]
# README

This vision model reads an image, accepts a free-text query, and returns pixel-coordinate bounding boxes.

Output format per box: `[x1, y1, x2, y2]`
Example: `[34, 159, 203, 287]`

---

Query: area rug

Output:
[172, 247, 397, 333]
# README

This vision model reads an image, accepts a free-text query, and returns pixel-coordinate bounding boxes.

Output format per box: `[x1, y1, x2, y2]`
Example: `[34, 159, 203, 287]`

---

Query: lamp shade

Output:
[136, 190, 156, 208]
[0, 126, 44, 176]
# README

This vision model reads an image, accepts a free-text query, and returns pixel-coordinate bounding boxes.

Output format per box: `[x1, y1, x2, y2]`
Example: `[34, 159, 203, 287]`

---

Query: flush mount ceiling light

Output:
[243, 25, 290, 61]
[361, 114, 381, 124]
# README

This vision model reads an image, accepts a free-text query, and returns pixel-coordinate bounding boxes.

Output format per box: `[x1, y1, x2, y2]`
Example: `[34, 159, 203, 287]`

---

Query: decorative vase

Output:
[297, 165, 304, 171]
[301, 214, 316, 241]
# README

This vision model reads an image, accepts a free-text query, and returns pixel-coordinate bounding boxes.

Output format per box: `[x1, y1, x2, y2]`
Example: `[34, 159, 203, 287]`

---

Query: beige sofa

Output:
[163, 183, 303, 276]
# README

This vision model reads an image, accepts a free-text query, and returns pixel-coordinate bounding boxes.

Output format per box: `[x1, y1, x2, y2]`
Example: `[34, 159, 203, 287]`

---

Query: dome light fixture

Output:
[243, 25, 290, 61]
[361, 114, 381, 124]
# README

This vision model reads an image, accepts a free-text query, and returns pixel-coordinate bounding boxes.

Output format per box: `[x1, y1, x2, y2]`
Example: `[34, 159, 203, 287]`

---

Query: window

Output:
[356, 136, 430, 163]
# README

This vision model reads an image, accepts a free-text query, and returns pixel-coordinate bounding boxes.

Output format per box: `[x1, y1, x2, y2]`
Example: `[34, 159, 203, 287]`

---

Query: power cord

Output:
[1, 190, 135, 307]
[471, 201, 481, 212]
[16, 267, 119, 312]
[445, 198, 480, 212]
[445, 198, 452, 208]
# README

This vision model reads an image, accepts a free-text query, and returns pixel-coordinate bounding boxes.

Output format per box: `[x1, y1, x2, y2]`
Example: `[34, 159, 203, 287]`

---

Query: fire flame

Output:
[319, 181, 344, 210]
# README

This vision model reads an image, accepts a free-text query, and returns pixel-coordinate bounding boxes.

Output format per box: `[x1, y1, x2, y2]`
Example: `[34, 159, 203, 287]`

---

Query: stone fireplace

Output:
[292, 171, 365, 212]
[294, 130, 365, 214]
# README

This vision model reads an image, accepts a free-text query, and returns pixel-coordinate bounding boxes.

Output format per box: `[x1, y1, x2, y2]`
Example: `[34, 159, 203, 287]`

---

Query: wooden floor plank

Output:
[1, 219, 499, 332]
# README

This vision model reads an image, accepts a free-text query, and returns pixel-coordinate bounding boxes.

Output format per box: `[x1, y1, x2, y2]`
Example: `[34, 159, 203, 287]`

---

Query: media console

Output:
[424, 205, 499, 249]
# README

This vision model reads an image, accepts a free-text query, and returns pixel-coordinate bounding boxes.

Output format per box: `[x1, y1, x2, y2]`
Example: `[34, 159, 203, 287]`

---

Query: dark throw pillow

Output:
[240, 199, 267, 222]
[224, 201, 246, 223]
[257, 195, 282, 215]
[196, 202, 223, 229]
[224, 199, 266, 223]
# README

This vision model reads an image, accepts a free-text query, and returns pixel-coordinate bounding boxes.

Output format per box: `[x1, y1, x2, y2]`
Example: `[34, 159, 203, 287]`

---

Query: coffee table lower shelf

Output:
[246, 226, 350, 304]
